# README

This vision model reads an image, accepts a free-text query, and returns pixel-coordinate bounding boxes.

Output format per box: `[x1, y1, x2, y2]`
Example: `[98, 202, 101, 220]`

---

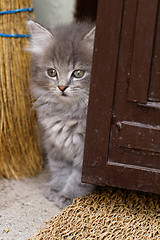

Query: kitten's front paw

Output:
[43, 186, 58, 202]
[54, 195, 73, 209]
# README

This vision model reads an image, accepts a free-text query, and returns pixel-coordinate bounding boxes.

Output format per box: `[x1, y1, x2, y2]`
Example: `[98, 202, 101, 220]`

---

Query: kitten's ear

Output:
[27, 20, 53, 54]
[83, 26, 96, 50]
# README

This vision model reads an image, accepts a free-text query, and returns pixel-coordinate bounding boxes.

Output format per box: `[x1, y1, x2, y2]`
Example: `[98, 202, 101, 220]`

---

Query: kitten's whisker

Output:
[73, 92, 88, 110]
[44, 93, 53, 104]
[43, 93, 54, 116]
[33, 91, 51, 108]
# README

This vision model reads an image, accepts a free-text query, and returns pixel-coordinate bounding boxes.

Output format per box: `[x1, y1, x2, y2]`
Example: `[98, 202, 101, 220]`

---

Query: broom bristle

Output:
[0, 0, 43, 179]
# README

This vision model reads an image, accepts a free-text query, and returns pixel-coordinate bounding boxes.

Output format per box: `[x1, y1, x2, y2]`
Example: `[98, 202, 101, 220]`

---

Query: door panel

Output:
[118, 121, 160, 153]
[127, 0, 158, 104]
[82, 0, 160, 194]
[148, 1, 160, 102]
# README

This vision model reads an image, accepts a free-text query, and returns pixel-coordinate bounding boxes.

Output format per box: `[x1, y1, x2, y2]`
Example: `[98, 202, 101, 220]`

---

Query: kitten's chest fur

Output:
[38, 105, 87, 162]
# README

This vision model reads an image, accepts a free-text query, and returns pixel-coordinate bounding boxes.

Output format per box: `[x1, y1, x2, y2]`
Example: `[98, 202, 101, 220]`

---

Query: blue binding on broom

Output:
[0, 8, 33, 38]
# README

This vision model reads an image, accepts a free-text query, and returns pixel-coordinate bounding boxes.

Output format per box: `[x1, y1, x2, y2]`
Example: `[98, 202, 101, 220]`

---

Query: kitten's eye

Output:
[72, 70, 85, 79]
[47, 68, 57, 77]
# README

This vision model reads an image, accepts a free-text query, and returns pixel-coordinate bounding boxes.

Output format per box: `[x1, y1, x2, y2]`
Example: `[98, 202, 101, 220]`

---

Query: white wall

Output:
[32, 0, 76, 27]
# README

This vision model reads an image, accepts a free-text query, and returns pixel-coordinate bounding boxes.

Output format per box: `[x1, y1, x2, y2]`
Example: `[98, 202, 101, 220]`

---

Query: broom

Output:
[0, 0, 43, 179]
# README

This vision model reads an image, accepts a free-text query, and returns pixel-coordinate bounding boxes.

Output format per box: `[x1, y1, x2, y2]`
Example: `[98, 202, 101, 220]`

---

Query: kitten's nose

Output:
[58, 86, 68, 92]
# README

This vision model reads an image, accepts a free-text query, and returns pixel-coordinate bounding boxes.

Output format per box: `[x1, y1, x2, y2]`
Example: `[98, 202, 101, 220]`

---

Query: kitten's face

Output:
[27, 21, 95, 105]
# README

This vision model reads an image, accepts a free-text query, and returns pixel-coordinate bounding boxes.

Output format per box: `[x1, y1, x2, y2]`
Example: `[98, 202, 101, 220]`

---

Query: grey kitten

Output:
[27, 20, 95, 209]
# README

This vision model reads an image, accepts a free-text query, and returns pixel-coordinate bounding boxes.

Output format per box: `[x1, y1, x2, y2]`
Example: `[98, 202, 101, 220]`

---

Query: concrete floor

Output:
[0, 173, 61, 240]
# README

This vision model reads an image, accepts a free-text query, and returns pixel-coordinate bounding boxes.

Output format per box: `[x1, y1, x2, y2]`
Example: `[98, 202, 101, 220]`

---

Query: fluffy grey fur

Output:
[27, 20, 95, 209]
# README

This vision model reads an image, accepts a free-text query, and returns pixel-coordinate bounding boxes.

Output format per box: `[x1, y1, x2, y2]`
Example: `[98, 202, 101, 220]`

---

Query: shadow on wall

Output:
[32, 0, 76, 26]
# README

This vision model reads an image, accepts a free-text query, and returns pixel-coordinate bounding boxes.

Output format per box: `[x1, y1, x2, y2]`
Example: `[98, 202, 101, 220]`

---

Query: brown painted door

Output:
[82, 0, 160, 194]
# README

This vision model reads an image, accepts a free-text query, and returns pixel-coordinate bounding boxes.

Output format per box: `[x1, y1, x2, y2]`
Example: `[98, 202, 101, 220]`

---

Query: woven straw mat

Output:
[28, 187, 160, 240]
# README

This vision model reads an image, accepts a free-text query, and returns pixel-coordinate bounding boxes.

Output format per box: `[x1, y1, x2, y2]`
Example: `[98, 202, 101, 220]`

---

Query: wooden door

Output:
[82, 0, 160, 194]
